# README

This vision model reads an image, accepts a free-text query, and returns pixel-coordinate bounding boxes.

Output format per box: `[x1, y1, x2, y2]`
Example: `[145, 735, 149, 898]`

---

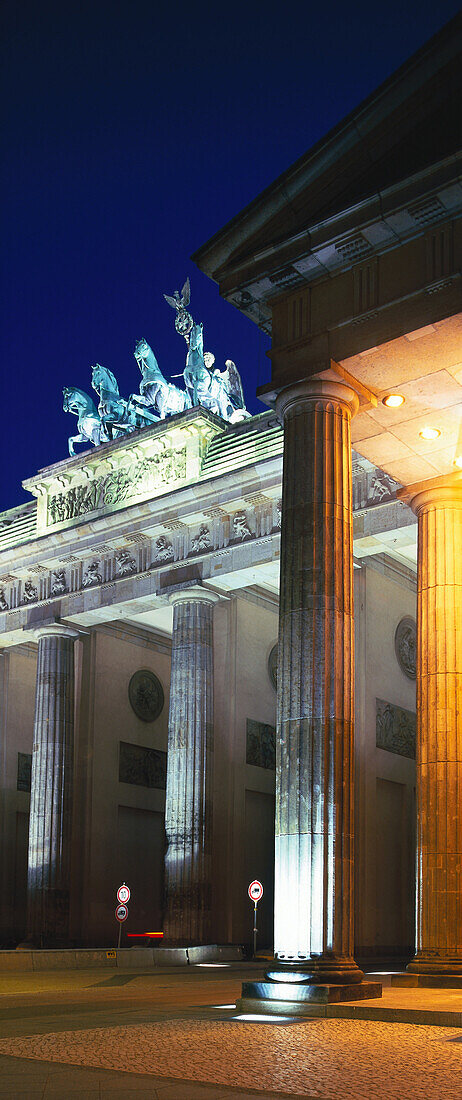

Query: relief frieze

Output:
[231, 510, 252, 540]
[246, 718, 276, 770]
[22, 580, 38, 604]
[50, 570, 67, 596]
[151, 535, 174, 563]
[190, 525, 212, 553]
[119, 741, 167, 790]
[46, 447, 187, 527]
[352, 462, 399, 511]
[376, 698, 416, 759]
[115, 550, 137, 576]
[17, 752, 32, 793]
[82, 560, 102, 588]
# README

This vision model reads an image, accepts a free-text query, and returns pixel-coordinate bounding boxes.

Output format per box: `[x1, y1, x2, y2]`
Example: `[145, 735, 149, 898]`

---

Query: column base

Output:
[235, 954, 380, 1013]
[391, 954, 462, 987]
[266, 955, 364, 985]
[238, 979, 382, 1014]
[407, 955, 462, 976]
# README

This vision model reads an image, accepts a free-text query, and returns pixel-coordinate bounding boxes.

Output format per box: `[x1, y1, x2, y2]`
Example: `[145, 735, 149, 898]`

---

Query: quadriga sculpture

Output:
[63, 387, 107, 456]
[62, 279, 251, 456]
[131, 339, 191, 419]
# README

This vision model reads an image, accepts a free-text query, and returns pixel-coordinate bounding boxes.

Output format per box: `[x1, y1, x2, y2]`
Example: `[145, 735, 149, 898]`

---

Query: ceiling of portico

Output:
[341, 312, 462, 485]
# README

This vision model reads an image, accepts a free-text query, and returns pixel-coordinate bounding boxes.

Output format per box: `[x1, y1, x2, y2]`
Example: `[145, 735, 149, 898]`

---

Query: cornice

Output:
[193, 14, 462, 282]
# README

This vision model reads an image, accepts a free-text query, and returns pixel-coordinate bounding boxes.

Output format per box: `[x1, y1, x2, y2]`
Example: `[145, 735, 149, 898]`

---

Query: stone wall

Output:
[79, 625, 171, 945]
[212, 593, 277, 947]
[354, 563, 417, 957]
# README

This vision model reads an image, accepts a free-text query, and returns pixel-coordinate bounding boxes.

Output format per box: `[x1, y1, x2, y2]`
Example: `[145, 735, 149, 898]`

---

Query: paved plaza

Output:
[0, 964, 461, 1098]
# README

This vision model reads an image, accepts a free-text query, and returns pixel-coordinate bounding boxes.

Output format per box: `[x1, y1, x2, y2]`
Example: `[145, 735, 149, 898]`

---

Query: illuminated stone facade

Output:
[0, 406, 417, 950]
[3, 23, 461, 975]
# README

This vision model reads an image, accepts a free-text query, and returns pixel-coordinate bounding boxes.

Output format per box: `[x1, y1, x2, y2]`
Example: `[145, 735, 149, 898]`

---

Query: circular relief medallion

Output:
[394, 617, 417, 680]
[268, 644, 278, 691]
[128, 669, 164, 722]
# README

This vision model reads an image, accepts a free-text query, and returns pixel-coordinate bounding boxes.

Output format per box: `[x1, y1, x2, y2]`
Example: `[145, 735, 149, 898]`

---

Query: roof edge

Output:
[192, 13, 462, 280]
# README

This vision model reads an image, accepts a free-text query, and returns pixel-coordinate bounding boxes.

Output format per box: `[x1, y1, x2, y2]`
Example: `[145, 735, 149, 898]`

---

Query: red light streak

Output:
[126, 931, 164, 939]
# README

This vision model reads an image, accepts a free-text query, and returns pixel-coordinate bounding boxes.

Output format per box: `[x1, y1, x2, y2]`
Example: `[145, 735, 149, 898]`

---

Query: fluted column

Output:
[398, 475, 462, 975]
[164, 587, 219, 944]
[272, 379, 363, 983]
[26, 624, 78, 947]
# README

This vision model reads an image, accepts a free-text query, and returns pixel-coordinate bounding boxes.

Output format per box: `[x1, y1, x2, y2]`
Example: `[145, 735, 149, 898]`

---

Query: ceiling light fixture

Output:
[454, 456, 462, 469]
[419, 427, 441, 440]
[382, 394, 405, 408]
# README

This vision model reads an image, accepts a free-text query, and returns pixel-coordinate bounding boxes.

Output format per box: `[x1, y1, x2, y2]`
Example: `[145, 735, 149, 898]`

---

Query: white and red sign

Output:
[248, 880, 263, 903]
[115, 904, 128, 922]
[117, 884, 130, 904]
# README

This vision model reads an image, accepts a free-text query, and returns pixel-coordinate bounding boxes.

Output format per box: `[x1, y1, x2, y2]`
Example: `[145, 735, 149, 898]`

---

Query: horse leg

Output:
[102, 416, 114, 439]
[69, 433, 85, 456]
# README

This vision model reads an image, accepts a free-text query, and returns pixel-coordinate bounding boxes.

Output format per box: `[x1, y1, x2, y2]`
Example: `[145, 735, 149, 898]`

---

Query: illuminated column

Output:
[272, 379, 363, 983]
[26, 624, 78, 947]
[164, 587, 219, 944]
[398, 476, 462, 975]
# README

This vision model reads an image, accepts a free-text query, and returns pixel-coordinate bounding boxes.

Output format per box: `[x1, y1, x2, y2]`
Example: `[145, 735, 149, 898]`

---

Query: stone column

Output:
[26, 624, 78, 947]
[398, 475, 462, 976]
[271, 378, 363, 984]
[163, 587, 219, 944]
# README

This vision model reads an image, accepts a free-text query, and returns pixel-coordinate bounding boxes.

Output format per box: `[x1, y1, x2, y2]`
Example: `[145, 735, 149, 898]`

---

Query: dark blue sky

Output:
[1, 0, 461, 510]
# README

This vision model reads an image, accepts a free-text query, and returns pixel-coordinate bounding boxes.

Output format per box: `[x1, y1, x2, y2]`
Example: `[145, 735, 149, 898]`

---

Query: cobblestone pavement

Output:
[0, 967, 461, 1098]
[1, 1016, 462, 1099]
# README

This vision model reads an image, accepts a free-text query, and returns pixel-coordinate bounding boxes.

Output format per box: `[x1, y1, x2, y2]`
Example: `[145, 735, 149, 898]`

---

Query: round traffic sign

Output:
[248, 879, 263, 903]
[115, 904, 128, 922]
[117, 884, 130, 904]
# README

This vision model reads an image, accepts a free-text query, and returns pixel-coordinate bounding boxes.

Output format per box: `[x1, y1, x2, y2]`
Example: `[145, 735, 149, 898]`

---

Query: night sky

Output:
[2, 0, 461, 510]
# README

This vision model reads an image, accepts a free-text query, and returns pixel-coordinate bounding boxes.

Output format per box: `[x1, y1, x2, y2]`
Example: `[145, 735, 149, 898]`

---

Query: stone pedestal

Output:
[257, 378, 371, 1006]
[397, 475, 462, 977]
[163, 587, 219, 944]
[238, 978, 383, 1016]
[26, 624, 78, 947]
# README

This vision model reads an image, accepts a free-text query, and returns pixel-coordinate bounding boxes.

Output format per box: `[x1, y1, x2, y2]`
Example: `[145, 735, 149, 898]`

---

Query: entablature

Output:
[0, 447, 414, 649]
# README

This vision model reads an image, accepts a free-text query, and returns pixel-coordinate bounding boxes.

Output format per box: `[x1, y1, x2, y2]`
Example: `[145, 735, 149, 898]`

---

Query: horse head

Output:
[134, 338, 154, 375]
[91, 363, 120, 396]
[134, 339, 165, 384]
[134, 338, 151, 366]
[63, 386, 97, 417]
[188, 322, 204, 354]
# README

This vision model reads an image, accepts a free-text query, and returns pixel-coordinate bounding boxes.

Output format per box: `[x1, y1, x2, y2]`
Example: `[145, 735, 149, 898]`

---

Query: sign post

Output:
[115, 884, 130, 948]
[248, 880, 263, 957]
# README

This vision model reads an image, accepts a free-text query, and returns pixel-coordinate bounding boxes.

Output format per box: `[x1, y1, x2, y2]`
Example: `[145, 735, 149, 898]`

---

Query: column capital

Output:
[397, 471, 462, 515]
[33, 623, 79, 642]
[168, 585, 221, 608]
[275, 378, 360, 423]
